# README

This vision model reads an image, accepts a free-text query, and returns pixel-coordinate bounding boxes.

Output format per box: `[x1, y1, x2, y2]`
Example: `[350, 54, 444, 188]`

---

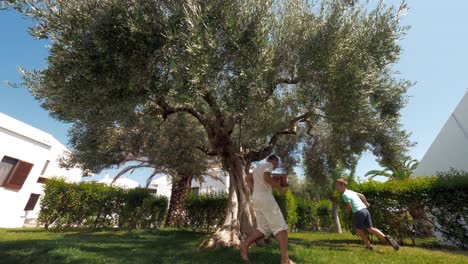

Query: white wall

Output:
[0, 113, 82, 228]
[192, 168, 229, 194]
[413, 91, 468, 176]
[411, 91, 468, 246]
[151, 168, 229, 201]
[150, 175, 173, 200]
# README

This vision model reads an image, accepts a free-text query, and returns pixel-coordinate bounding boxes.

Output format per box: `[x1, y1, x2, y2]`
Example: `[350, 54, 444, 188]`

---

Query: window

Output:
[0, 156, 34, 190]
[0, 156, 18, 185]
[24, 193, 41, 211]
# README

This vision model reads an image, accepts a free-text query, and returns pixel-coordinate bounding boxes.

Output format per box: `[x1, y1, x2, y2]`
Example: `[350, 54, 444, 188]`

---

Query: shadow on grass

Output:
[1, 229, 466, 263]
[289, 238, 357, 252]
[290, 235, 468, 258]
[0, 229, 280, 264]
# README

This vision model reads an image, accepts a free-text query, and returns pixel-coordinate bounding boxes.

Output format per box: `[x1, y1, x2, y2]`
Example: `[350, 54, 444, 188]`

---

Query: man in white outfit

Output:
[239, 155, 295, 264]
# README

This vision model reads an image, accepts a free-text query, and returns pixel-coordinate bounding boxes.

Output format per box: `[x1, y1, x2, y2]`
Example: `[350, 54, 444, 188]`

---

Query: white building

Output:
[412, 91, 468, 246]
[413, 90, 468, 176]
[0, 112, 82, 228]
[151, 165, 288, 201]
[98, 173, 140, 189]
[150, 166, 229, 200]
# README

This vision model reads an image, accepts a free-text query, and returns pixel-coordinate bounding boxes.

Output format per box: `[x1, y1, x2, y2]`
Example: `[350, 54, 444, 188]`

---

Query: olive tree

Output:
[6, 0, 411, 247]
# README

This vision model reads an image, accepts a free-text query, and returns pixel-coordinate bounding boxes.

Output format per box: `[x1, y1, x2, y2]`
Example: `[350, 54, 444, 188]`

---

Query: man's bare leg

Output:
[240, 229, 265, 262]
[275, 230, 294, 264]
[368, 227, 399, 250]
[367, 227, 385, 239]
[356, 228, 372, 248]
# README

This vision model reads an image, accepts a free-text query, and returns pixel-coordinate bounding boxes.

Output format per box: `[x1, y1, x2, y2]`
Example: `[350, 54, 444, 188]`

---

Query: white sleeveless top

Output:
[252, 162, 274, 198]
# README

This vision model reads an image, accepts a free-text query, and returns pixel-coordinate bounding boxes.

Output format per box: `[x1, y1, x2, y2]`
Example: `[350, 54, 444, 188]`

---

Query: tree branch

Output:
[155, 98, 207, 127]
[244, 112, 312, 162]
[275, 77, 301, 85]
[195, 145, 218, 156]
[145, 168, 174, 188]
[264, 76, 301, 99]
[202, 90, 223, 120]
[111, 163, 153, 185]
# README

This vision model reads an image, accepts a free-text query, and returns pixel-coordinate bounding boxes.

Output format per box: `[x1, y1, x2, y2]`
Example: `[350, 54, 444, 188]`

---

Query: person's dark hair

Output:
[267, 155, 279, 161]
[336, 178, 348, 187]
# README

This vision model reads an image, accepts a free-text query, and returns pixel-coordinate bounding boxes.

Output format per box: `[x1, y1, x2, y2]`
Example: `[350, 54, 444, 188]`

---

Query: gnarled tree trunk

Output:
[200, 150, 256, 248]
[166, 175, 192, 227]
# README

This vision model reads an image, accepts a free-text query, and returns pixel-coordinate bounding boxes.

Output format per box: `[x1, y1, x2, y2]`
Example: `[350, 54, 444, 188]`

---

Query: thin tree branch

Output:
[145, 168, 174, 188]
[275, 77, 301, 85]
[111, 163, 153, 185]
[244, 112, 312, 162]
[195, 145, 218, 156]
[202, 90, 223, 120]
[154, 98, 207, 127]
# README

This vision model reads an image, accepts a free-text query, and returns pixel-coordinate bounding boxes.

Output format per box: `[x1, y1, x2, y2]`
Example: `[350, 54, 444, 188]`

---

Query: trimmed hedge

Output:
[120, 188, 168, 230]
[185, 191, 228, 232]
[273, 190, 298, 231]
[39, 178, 167, 231]
[316, 200, 333, 230]
[295, 198, 317, 231]
[348, 170, 468, 248]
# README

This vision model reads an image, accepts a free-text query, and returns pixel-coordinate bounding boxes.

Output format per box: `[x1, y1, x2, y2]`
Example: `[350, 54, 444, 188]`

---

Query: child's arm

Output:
[345, 202, 352, 214]
[357, 193, 370, 208]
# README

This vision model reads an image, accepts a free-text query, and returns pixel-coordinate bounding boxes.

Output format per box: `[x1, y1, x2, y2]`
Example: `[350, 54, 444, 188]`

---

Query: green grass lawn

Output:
[0, 228, 466, 264]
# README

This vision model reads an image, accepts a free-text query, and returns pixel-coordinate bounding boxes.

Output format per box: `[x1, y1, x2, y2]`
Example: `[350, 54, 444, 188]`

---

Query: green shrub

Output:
[120, 188, 168, 230]
[295, 198, 317, 231]
[347, 171, 468, 247]
[185, 191, 228, 232]
[39, 178, 167, 231]
[39, 179, 126, 230]
[426, 170, 468, 248]
[273, 190, 298, 231]
[316, 200, 333, 230]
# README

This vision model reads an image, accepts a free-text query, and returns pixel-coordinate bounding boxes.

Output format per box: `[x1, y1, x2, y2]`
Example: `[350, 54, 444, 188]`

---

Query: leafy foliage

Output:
[365, 157, 419, 180]
[185, 191, 229, 232]
[5, 0, 414, 243]
[39, 178, 167, 231]
[348, 171, 468, 248]
[6, 0, 413, 167]
[295, 197, 317, 231]
[273, 189, 298, 231]
[120, 188, 168, 230]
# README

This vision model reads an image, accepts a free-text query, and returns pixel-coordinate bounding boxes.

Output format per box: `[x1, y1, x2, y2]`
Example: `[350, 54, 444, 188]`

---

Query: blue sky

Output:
[1, 1, 467, 185]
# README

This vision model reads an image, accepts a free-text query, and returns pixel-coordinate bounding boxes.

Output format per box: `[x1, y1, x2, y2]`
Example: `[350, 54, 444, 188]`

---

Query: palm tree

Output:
[365, 158, 419, 180]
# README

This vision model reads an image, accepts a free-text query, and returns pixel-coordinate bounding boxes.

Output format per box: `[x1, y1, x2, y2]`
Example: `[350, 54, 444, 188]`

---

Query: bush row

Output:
[348, 170, 468, 248]
[40, 171, 467, 249]
[39, 178, 168, 231]
[185, 190, 335, 233]
[185, 191, 228, 232]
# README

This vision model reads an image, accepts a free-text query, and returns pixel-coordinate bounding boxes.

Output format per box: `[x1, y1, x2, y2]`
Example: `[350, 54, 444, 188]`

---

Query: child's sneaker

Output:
[385, 235, 400, 251]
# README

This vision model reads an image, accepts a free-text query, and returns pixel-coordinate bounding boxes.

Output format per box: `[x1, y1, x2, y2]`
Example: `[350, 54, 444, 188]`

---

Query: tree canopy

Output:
[6, 0, 413, 247]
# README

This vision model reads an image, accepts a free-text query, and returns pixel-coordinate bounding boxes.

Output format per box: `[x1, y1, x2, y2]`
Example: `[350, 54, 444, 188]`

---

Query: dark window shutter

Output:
[0, 156, 18, 185]
[37, 177, 48, 184]
[4, 161, 34, 190]
[24, 193, 41, 211]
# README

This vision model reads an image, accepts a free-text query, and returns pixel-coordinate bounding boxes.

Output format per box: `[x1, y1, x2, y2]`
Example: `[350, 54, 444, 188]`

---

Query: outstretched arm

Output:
[357, 193, 370, 207]
[263, 172, 286, 193]
[345, 202, 352, 214]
